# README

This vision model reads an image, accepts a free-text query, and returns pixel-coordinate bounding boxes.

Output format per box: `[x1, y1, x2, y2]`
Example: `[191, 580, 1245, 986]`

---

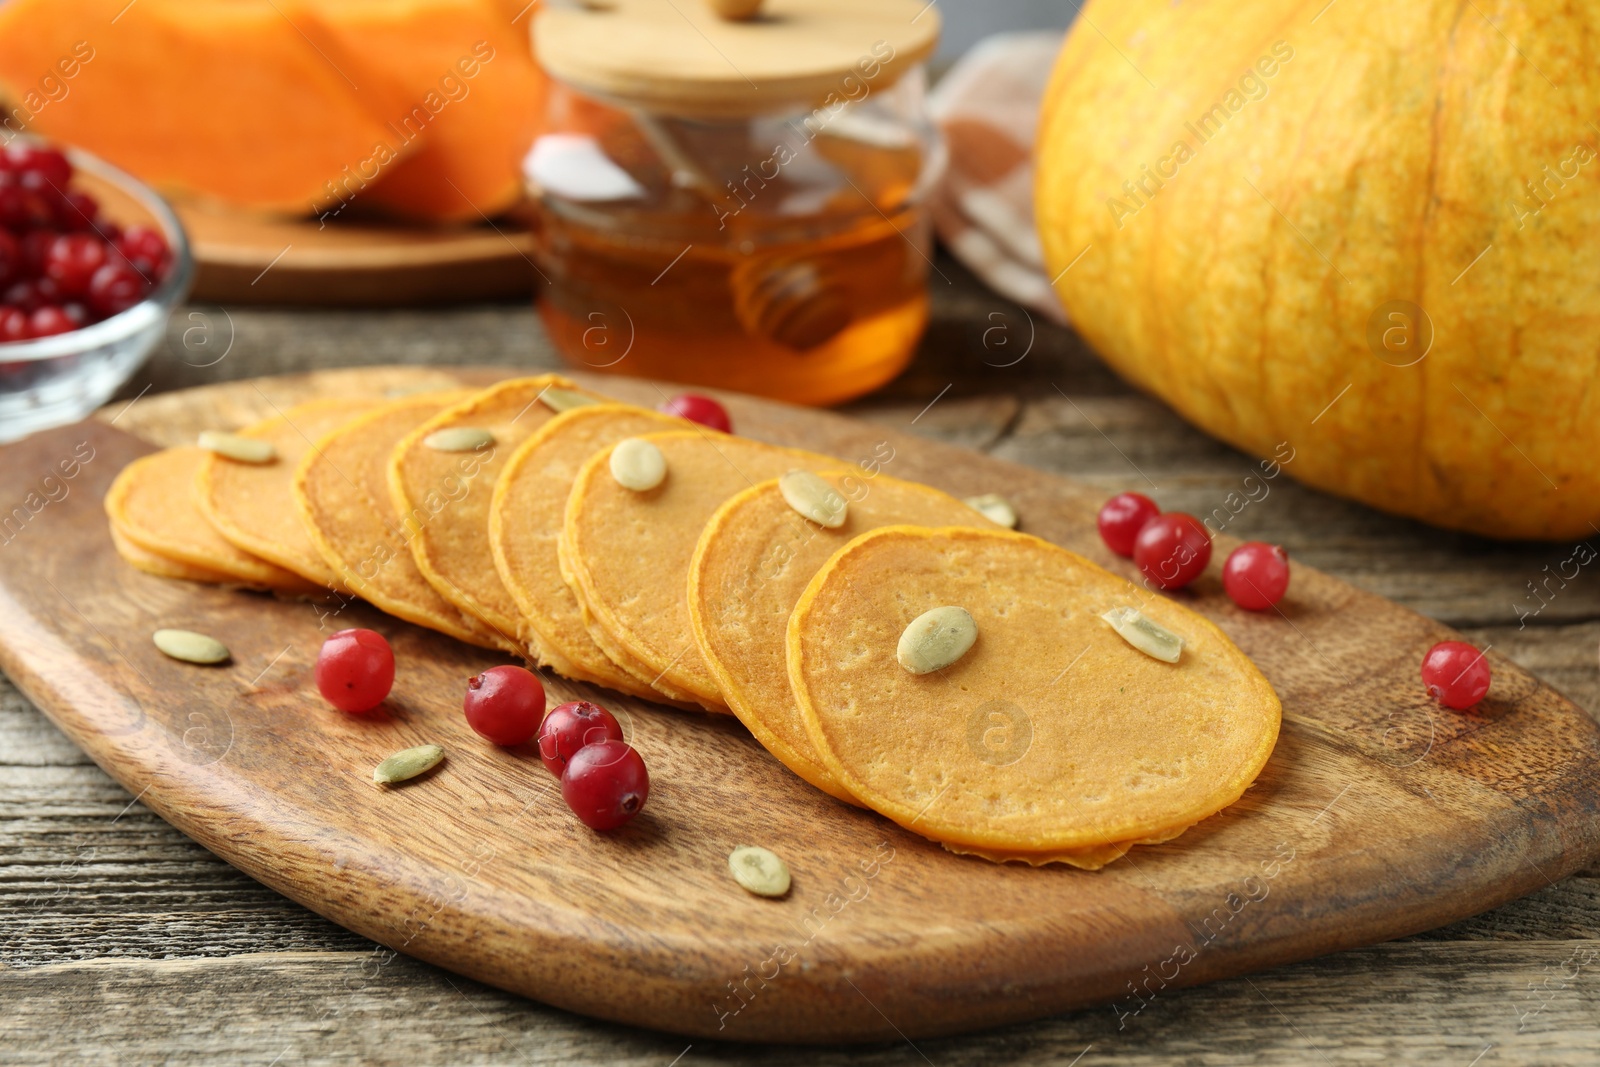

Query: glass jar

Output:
[528, 3, 941, 406]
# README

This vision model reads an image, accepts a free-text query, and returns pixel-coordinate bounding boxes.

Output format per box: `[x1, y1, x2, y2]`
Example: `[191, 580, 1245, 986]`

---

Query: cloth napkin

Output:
[928, 30, 1068, 324]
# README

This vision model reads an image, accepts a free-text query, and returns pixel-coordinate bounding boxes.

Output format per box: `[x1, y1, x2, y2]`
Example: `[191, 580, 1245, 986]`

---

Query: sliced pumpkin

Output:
[0, 0, 400, 215]
[304, 0, 546, 221]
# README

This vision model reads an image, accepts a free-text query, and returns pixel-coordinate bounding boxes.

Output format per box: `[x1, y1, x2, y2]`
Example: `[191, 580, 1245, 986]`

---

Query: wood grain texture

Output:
[5, 943, 1600, 1066]
[5, 257, 1600, 1063]
[2, 365, 1599, 1044]
[534, 0, 939, 120]
[175, 199, 539, 306]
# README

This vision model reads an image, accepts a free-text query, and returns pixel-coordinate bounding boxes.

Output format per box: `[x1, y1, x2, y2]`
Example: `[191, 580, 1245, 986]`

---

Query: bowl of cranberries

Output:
[0, 137, 192, 443]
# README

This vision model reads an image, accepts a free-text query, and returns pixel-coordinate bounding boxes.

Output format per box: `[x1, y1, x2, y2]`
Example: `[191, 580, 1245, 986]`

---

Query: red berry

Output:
[116, 225, 170, 278]
[21, 230, 58, 275]
[1097, 492, 1161, 557]
[3, 277, 60, 312]
[462, 664, 546, 746]
[0, 179, 53, 230]
[560, 740, 649, 830]
[56, 190, 100, 232]
[4, 144, 71, 187]
[0, 230, 19, 289]
[43, 234, 108, 296]
[537, 699, 623, 776]
[1421, 641, 1491, 711]
[88, 262, 147, 317]
[27, 306, 75, 338]
[658, 393, 732, 433]
[315, 628, 395, 713]
[1133, 512, 1212, 590]
[0, 307, 30, 342]
[3, 277, 61, 313]
[1223, 542, 1291, 611]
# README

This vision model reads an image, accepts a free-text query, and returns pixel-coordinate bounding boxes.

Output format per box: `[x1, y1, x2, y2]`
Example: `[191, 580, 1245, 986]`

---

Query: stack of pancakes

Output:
[106, 375, 1280, 868]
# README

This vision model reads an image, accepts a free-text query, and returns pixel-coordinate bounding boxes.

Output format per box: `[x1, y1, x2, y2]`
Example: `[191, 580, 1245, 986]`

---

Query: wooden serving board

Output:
[1, 366, 1597, 1044]
[174, 200, 539, 306]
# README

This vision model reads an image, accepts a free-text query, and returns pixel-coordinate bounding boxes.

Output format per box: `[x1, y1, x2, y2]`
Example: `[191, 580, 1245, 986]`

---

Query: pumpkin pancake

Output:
[388, 376, 606, 651]
[561, 430, 840, 711]
[110, 522, 238, 584]
[106, 447, 320, 594]
[490, 404, 690, 696]
[295, 392, 508, 650]
[196, 398, 386, 591]
[789, 525, 1280, 859]
[946, 822, 1196, 870]
[944, 840, 1133, 871]
[688, 471, 998, 802]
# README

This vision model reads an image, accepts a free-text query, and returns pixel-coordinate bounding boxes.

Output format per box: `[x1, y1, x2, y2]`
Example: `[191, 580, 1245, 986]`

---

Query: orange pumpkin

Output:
[304, 0, 547, 222]
[0, 0, 397, 215]
[0, 0, 545, 222]
[1036, 0, 1600, 540]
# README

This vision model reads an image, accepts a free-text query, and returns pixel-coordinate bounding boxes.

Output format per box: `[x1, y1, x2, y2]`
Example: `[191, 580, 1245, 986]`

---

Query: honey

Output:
[530, 0, 942, 406]
[531, 157, 930, 405]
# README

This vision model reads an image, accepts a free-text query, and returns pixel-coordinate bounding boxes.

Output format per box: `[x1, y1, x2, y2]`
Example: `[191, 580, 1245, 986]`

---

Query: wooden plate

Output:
[0, 366, 1596, 1043]
[174, 201, 539, 306]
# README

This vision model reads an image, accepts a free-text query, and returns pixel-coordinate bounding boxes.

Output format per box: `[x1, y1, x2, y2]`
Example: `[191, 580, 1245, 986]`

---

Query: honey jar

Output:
[530, 0, 941, 406]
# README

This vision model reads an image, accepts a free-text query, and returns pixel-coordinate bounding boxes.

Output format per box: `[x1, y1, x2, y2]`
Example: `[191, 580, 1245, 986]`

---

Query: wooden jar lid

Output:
[534, 0, 941, 120]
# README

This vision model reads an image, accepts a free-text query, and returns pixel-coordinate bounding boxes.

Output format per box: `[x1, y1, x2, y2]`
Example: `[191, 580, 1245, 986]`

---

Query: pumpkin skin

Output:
[1036, 0, 1600, 540]
[0, 0, 398, 215]
[304, 0, 547, 222]
[0, 0, 544, 222]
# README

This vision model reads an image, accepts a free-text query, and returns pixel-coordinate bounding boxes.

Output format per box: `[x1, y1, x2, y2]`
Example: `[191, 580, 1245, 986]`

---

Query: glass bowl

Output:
[0, 143, 194, 443]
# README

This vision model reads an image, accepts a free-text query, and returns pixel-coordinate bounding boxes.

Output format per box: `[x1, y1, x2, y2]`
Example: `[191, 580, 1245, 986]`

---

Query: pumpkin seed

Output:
[964, 493, 1018, 529]
[728, 845, 791, 897]
[897, 606, 977, 675]
[423, 427, 495, 453]
[1101, 607, 1183, 663]
[373, 744, 445, 786]
[152, 628, 231, 665]
[609, 437, 666, 491]
[197, 431, 275, 464]
[778, 469, 847, 528]
[541, 386, 601, 413]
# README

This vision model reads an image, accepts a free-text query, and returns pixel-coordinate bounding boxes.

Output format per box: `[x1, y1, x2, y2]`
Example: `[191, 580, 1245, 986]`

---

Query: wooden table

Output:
[4, 259, 1597, 1064]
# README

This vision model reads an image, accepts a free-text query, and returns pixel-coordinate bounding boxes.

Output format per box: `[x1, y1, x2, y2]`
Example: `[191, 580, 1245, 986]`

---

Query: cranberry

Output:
[55, 190, 100, 232]
[561, 740, 649, 830]
[0, 179, 53, 230]
[0, 230, 19, 289]
[88, 262, 147, 317]
[4, 144, 71, 187]
[27, 306, 75, 338]
[314, 628, 395, 713]
[1421, 641, 1491, 711]
[1223, 542, 1291, 611]
[3, 277, 61, 313]
[462, 664, 546, 746]
[537, 700, 623, 776]
[1097, 492, 1161, 557]
[43, 234, 109, 296]
[658, 393, 732, 433]
[116, 226, 170, 277]
[1133, 512, 1212, 590]
[0, 307, 30, 342]
[21, 230, 58, 275]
